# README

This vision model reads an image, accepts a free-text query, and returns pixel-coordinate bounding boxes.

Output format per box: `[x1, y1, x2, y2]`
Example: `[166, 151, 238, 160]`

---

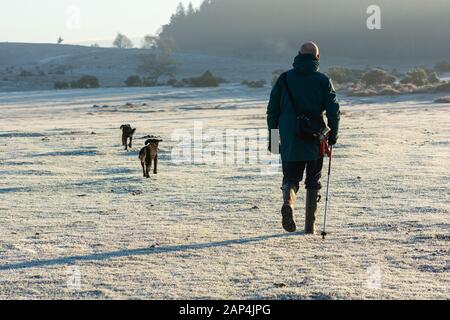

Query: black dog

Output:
[139, 138, 163, 178]
[120, 124, 136, 151]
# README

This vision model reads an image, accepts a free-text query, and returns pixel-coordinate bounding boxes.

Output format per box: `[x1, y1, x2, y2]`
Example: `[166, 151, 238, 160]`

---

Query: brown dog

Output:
[120, 124, 136, 151]
[139, 138, 162, 178]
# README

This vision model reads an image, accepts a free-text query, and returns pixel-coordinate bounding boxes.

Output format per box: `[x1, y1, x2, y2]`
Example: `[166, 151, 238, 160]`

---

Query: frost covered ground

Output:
[0, 85, 448, 299]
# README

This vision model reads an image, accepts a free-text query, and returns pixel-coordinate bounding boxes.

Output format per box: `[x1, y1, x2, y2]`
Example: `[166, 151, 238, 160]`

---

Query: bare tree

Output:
[141, 35, 158, 50]
[137, 53, 176, 86]
[141, 35, 176, 55]
[57, 36, 64, 44]
[113, 33, 134, 49]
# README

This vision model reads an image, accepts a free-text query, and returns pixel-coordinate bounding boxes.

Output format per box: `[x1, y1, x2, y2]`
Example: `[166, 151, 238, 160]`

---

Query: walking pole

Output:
[321, 145, 333, 240]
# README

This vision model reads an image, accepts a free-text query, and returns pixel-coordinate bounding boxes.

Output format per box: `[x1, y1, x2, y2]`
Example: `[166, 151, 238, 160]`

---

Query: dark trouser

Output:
[282, 158, 324, 191]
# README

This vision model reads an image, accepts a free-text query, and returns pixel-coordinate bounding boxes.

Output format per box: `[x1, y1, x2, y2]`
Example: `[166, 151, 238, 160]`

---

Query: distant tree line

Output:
[160, 0, 450, 60]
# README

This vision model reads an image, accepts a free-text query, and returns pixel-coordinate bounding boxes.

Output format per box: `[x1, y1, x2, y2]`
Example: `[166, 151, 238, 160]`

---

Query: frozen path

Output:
[0, 86, 448, 299]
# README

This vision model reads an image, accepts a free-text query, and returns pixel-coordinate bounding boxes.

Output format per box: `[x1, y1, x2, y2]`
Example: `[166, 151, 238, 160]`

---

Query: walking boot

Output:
[281, 185, 297, 232]
[305, 189, 319, 234]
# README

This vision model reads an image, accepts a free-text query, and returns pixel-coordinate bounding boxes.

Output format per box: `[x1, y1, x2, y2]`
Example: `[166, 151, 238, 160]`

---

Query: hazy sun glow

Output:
[0, 0, 203, 45]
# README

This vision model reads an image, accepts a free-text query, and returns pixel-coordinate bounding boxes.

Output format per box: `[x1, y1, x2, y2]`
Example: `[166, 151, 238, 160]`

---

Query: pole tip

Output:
[321, 231, 327, 239]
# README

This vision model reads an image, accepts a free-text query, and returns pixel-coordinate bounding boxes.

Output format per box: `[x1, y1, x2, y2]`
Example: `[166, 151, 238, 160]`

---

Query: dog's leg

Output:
[129, 136, 133, 149]
[141, 161, 146, 177]
[123, 136, 128, 150]
[153, 154, 158, 174]
[147, 158, 152, 178]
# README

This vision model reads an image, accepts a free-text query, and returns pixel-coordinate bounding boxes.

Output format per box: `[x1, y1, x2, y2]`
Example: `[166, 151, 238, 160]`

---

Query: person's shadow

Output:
[0, 232, 302, 271]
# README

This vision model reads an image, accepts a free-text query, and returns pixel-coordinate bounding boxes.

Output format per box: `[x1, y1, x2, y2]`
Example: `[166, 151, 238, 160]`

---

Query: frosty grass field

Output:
[0, 84, 448, 299]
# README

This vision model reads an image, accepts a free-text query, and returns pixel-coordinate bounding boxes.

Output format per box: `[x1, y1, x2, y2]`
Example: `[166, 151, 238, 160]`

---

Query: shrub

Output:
[327, 66, 365, 84]
[391, 68, 402, 77]
[19, 70, 34, 77]
[167, 78, 178, 86]
[362, 69, 396, 86]
[377, 88, 401, 96]
[172, 81, 185, 88]
[48, 65, 67, 75]
[54, 81, 70, 90]
[434, 82, 450, 93]
[71, 75, 100, 89]
[242, 80, 267, 88]
[400, 68, 429, 86]
[187, 71, 219, 87]
[434, 96, 450, 103]
[434, 61, 450, 73]
[125, 75, 142, 87]
[142, 77, 158, 87]
[427, 72, 440, 84]
[392, 83, 417, 93]
[167, 71, 221, 88]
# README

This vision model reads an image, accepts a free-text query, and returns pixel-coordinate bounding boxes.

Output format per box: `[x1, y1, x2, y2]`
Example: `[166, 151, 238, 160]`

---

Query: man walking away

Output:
[267, 42, 340, 234]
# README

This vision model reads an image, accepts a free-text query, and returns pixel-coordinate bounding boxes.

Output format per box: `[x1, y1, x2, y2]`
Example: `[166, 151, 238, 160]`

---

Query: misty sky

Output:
[0, 0, 203, 44]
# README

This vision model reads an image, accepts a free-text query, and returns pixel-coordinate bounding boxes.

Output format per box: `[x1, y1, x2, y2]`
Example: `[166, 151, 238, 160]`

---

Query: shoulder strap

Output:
[282, 72, 302, 116]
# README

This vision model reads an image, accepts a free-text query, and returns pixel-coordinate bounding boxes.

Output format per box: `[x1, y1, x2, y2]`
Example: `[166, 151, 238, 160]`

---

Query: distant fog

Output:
[160, 0, 450, 61]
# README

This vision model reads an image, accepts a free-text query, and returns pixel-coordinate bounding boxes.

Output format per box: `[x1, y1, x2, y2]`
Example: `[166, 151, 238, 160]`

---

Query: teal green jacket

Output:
[267, 54, 340, 161]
